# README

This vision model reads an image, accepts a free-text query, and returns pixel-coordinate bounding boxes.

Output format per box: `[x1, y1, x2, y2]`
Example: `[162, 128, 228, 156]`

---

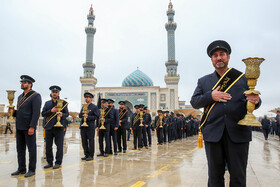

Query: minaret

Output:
[80, 5, 97, 104]
[165, 1, 180, 109]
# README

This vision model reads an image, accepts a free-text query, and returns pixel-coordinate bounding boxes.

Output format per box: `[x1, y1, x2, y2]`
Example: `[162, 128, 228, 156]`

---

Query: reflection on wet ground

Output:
[0, 126, 280, 186]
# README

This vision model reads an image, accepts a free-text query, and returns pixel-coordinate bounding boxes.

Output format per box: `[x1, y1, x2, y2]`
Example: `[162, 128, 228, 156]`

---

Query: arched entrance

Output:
[124, 100, 133, 121]
[124, 100, 133, 111]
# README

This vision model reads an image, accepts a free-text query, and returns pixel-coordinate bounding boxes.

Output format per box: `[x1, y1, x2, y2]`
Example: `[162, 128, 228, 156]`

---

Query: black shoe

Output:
[117, 150, 122, 153]
[53, 164, 60, 169]
[109, 151, 113, 155]
[104, 154, 109, 157]
[24, 171, 35, 178]
[11, 170, 26, 176]
[97, 153, 104, 157]
[81, 157, 87, 160]
[44, 164, 53, 169]
[123, 150, 126, 153]
[86, 157, 93, 161]
[113, 152, 118, 155]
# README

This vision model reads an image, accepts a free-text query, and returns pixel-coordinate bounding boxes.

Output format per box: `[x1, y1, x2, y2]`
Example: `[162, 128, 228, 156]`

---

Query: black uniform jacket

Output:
[190, 70, 261, 143]
[14, 90, 42, 130]
[119, 109, 128, 129]
[42, 99, 69, 130]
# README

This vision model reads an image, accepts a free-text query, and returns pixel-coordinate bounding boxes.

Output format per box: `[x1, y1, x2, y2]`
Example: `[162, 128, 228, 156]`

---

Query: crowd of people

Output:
[7, 76, 200, 178]
[258, 111, 280, 140]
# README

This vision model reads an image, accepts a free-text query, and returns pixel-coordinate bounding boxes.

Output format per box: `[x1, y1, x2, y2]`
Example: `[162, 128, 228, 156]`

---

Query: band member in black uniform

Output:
[167, 111, 173, 143]
[108, 99, 119, 155]
[139, 104, 148, 149]
[190, 40, 261, 187]
[185, 115, 192, 137]
[130, 105, 143, 150]
[154, 110, 164, 145]
[144, 106, 152, 147]
[163, 111, 169, 143]
[173, 114, 178, 141]
[97, 99, 113, 157]
[10, 75, 42, 177]
[180, 114, 186, 138]
[117, 101, 128, 153]
[169, 112, 175, 142]
[42, 86, 69, 169]
[176, 114, 184, 140]
[79, 92, 100, 161]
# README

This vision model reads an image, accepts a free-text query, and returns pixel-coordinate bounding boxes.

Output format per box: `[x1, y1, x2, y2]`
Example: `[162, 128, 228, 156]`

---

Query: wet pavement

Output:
[0, 126, 280, 187]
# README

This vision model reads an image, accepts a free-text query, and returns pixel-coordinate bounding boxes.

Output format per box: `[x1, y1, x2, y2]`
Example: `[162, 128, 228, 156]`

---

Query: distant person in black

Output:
[261, 115, 270, 140]
[117, 101, 128, 153]
[276, 110, 280, 140]
[79, 92, 100, 161]
[5, 118, 13, 134]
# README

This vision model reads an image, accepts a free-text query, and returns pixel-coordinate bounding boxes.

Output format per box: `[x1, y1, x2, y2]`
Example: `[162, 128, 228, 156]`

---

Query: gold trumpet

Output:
[54, 99, 64, 127]
[6, 90, 16, 123]
[81, 104, 89, 127]
[139, 111, 144, 127]
[159, 115, 163, 128]
[99, 109, 106, 130]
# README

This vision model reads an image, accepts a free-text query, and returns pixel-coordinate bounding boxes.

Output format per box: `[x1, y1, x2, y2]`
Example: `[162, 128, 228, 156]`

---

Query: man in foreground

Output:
[190, 40, 261, 187]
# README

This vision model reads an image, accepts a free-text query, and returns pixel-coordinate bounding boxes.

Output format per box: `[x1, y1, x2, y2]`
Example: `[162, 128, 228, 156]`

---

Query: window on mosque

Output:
[160, 94, 166, 102]
[160, 103, 166, 109]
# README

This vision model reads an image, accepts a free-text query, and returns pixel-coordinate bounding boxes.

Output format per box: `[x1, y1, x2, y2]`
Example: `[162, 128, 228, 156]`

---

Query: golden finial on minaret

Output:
[89, 4, 94, 16]
[168, 0, 173, 9]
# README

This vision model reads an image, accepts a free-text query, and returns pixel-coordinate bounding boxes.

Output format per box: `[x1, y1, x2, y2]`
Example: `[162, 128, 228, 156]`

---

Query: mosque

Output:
[80, 2, 189, 116]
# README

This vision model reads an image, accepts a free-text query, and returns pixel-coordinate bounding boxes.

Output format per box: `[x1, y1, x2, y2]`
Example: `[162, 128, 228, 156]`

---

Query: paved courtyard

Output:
[0, 126, 279, 186]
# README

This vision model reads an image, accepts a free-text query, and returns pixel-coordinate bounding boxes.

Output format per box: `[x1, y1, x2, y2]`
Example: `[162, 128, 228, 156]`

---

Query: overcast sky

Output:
[0, 0, 279, 117]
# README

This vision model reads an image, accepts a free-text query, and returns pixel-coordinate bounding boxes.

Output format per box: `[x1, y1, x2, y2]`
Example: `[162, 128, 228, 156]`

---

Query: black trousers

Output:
[99, 130, 110, 154]
[141, 126, 148, 147]
[168, 127, 173, 142]
[133, 128, 142, 149]
[262, 128, 269, 140]
[127, 129, 131, 141]
[205, 129, 249, 187]
[174, 126, 178, 140]
[5, 126, 13, 134]
[109, 126, 117, 153]
[177, 128, 182, 139]
[146, 126, 152, 145]
[163, 126, 167, 142]
[80, 127, 95, 158]
[157, 128, 163, 144]
[46, 128, 64, 165]
[117, 127, 127, 151]
[16, 129, 37, 172]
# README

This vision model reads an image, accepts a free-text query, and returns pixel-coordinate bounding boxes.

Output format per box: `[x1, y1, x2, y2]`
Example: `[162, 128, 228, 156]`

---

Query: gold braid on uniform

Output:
[132, 113, 140, 127]
[43, 102, 68, 128]
[155, 117, 160, 129]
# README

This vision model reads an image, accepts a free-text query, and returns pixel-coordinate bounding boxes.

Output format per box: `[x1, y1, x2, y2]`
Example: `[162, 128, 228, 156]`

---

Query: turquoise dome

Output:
[122, 69, 154, 87]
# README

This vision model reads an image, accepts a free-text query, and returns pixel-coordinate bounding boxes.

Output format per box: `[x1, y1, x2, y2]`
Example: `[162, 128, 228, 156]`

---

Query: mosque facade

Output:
[80, 2, 188, 116]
